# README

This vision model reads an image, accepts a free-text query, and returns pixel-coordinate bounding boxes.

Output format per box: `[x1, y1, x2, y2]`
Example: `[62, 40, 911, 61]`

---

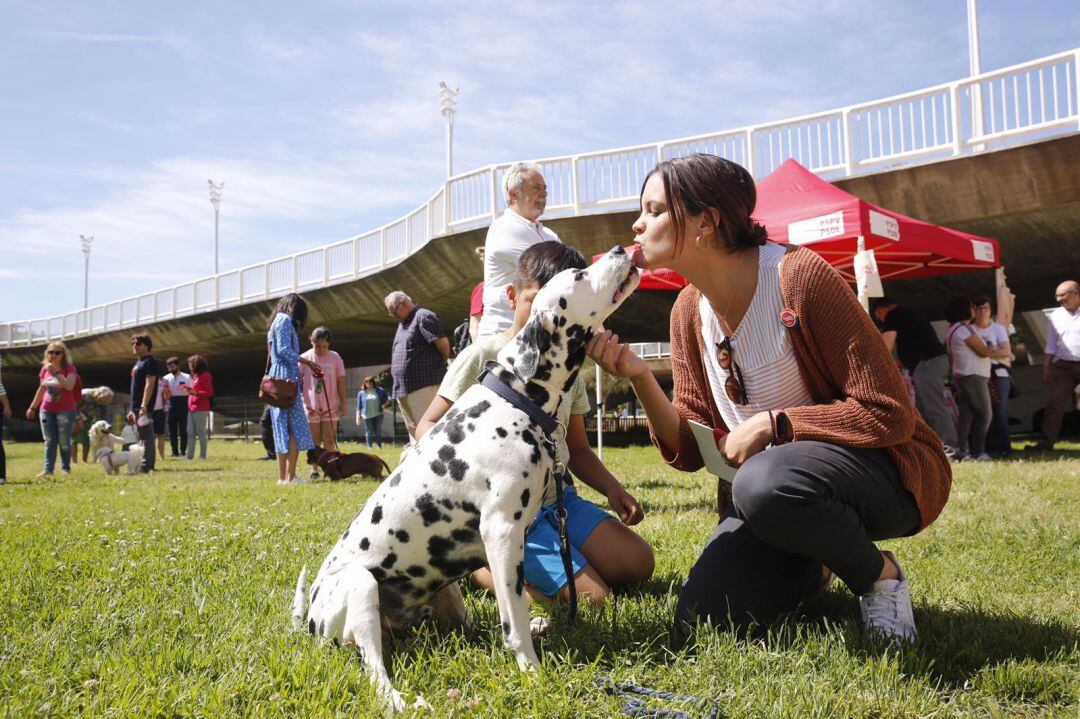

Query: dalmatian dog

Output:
[291, 246, 640, 712]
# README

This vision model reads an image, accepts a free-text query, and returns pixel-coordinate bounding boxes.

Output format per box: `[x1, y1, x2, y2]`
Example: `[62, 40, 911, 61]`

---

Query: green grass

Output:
[0, 439, 1077, 717]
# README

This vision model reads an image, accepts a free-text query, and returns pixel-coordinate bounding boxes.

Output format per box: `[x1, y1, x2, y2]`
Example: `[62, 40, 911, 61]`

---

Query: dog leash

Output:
[479, 369, 577, 624]
[595, 677, 720, 719]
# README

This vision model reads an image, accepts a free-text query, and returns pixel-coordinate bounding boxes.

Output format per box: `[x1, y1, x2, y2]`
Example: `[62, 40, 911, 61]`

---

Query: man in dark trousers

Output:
[128, 333, 162, 472]
[258, 405, 276, 460]
[872, 297, 959, 459]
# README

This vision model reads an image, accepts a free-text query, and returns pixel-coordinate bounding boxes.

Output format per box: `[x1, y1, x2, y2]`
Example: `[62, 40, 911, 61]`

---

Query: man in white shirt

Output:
[1029, 280, 1080, 450]
[162, 356, 192, 457]
[477, 162, 561, 339]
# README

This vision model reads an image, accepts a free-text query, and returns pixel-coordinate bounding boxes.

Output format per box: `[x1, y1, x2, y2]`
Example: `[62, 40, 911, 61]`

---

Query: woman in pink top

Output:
[300, 326, 346, 470]
[185, 354, 214, 460]
[25, 341, 79, 476]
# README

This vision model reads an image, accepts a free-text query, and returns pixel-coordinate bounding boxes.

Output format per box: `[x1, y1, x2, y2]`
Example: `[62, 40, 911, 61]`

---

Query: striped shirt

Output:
[699, 242, 813, 429]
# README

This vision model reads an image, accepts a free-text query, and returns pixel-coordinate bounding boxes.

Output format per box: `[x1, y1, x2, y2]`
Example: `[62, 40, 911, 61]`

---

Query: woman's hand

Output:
[721, 411, 773, 467]
[587, 331, 649, 379]
[25, 407, 37, 420]
[606, 484, 644, 526]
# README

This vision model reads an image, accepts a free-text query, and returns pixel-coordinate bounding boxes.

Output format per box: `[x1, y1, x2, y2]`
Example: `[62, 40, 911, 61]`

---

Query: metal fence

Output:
[3, 48, 1077, 350]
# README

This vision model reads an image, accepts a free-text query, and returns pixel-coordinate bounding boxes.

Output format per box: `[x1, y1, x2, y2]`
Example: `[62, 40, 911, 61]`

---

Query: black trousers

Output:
[676, 441, 920, 629]
[168, 399, 188, 456]
[260, 406, 276, 458]
[0, 412, 6, 480]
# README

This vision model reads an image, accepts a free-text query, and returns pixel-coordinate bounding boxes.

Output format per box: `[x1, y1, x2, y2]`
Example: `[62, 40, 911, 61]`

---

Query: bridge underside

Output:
[3, 133, 1077, 401]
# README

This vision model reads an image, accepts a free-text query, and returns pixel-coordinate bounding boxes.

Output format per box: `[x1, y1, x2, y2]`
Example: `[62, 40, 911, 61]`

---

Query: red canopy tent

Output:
[753, 159, 999, 281]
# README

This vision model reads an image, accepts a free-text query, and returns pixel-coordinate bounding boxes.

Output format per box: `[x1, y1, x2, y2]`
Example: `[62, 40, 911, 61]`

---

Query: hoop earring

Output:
[695, 235, 708, 250]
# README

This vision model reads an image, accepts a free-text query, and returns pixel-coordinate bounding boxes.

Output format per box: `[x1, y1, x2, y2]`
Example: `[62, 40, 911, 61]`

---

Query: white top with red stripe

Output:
[699, 243, 814, 430]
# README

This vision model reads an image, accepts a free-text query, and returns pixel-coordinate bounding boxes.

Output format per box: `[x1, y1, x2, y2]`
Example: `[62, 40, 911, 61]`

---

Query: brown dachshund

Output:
[306, 447, 392, 481]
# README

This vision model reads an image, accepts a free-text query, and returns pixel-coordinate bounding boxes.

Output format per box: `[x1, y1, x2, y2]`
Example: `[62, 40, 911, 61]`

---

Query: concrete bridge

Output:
[2, 49, 1078, 403]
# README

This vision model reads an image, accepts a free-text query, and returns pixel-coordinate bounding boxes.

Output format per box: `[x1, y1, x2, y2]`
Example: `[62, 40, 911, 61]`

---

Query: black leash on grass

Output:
[595, 676, 720, 719]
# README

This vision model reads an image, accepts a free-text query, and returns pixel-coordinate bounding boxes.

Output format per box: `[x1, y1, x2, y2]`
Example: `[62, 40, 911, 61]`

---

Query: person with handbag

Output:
[971, 296, 1015, 457]
[25, 342, 80, 477]
[945, 298, 995, 462]
[265, 293, 322, 485]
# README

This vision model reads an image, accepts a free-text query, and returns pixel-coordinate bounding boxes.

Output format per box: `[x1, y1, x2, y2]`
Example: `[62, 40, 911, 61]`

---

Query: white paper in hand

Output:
[688, 420, 738, 481]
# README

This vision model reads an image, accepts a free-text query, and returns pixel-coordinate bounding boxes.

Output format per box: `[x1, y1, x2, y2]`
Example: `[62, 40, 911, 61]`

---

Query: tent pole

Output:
[595, 364, 603, 460]
[857, 236, 870, 312]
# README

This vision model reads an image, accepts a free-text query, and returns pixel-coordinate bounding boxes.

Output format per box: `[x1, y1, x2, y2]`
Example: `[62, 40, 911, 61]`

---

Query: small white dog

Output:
[88, 420, 125, 456]
[97, 445, 143, 475]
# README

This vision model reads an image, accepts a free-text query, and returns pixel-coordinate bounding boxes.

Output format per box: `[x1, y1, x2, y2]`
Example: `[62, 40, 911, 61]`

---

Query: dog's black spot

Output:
[429, 459, 447, 476]
[359, 537, 370, 551]
[382, 553, 397, 569]
[559, 297, 567, 309]
[438, 445, 455, 462]
[412, 586, 427, 599]
[370, 566, 386, 581]
[501, 621, 510, 636]
[416, 493, 450, 526]
[520, 430, 542, 464]
[427, 534, 484, 578]
[406, 564, 426, 577]
[389, 474, 401, 487]
[371, 505, 383, 524]
[394, 529, 410, 543]
[465, 401, 490, 418]
[319, 619, 325, 634]
[427, 579, 444, 593]
[451, 528, 475, 543]
[428, 535, 455, 558]
[521, 488, 531, 507]
[522, 471, 529, 478]
[513, 510, 522, 521]
[460, 501, 480, 515]
[515, 561, 525, 596]
[467, 422, 475, 432]
[341, 529, 349, 540]
[311, 585, 320, 603]
[439, 498, 454, 510]
[496, 427, 507, 438]
[465, 515, 480, 531]
[485, 479, 491, 490]
[307, 618, 316, 635]
[448, 459, 469, 482]
[386, 573, 411, 586]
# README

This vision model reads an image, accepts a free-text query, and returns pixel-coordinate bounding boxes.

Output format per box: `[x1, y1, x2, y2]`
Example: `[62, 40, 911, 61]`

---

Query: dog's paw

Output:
[410, 695, 433, 711]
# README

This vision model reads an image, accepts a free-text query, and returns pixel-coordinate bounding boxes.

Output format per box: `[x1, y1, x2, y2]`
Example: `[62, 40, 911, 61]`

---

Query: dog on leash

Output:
[88, 420, 126, 456]
[97, 445, 144, 475]
[290, 246, 639, 712]
[306, 447, 392, 481]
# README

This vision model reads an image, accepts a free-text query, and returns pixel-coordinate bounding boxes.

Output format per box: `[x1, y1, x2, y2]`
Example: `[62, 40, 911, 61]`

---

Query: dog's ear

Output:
[510, 310, 554, 384]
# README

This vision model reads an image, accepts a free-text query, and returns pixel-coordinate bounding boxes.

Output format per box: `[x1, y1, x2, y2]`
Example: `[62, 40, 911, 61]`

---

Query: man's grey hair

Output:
[384, 291, 412, 310]
[503, 161, 543, 205]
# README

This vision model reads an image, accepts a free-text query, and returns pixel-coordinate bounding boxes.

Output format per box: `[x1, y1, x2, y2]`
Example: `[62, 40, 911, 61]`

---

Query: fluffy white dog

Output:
[97, 445, 143, 475]
[88, 420, 125, 456]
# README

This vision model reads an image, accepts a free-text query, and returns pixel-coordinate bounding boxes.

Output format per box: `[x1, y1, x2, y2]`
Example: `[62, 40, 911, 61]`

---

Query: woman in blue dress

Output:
[267, 293, 323, 484]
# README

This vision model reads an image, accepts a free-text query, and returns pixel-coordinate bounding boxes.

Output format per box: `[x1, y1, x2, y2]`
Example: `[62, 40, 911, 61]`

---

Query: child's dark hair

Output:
[945, 296, 974, 324]
[513, 241, 587, 289]
[310, 326, 332, 343]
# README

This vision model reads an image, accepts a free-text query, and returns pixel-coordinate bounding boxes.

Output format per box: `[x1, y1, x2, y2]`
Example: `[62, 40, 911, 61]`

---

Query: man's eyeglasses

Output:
[715, 337, 749, 405]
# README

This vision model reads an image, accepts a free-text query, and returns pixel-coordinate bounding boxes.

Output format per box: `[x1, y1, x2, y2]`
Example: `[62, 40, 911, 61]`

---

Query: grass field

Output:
[0, 438, 1077, 718]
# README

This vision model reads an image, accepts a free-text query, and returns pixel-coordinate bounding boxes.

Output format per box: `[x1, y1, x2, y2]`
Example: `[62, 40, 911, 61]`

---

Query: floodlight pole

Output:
[438, 82, 459, 179]
[208, 180, 224, 274]
[80, 234, 93, 308]
[967, 0, 985, 150]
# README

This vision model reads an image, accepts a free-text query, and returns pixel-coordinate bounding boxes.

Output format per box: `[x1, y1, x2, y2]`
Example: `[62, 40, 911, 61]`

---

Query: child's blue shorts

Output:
[523, 483, 612, 597]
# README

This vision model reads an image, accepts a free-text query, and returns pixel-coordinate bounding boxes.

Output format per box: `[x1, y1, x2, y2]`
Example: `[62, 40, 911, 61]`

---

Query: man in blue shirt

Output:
[384, 291, 449, 442]
[128, 333, 162, 472]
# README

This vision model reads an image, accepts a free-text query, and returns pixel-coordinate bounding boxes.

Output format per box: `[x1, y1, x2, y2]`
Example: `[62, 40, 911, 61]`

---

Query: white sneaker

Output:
[972, 453, 992, 462]
[289, 476, 307, 484]
[859, 551, 917, 643]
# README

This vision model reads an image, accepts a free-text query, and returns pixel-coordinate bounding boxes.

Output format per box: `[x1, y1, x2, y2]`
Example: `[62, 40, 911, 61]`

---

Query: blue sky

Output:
[1, 0, 1077, 321]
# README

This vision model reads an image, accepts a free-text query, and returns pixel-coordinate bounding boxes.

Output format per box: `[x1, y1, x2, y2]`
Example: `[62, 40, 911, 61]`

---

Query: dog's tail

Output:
[290, 566, 309, 628]
[380, 458, 392, 479]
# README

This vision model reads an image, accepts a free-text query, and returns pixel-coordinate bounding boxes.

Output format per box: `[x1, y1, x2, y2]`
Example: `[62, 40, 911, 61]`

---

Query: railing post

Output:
[405, 216, 413, 254]
[656, 143, 665, 162]
[570, 156, 580, 214]
[153, 293, 158, 321]
[237, 269, 244, 302]
[950, 83, 964, 156]
[842, 109, 856, 176]
[744, 129, 755, 177]
[292, 256, 299, 291]
[214, 278, 220, 310]
[1074, 51, 1080, 126]
[264, 263, 271, 299]
[323, 248, 330, 286]
[426, 201, 433, 242]
[444, 182, 452, 233]
[380, 228, 388, 267]
[354, 236, 362, 277]
[490, 166, 499, 220]
[172, 288, 178, 318]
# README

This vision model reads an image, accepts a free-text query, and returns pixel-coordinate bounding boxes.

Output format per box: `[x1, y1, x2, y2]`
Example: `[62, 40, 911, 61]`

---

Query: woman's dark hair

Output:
[187, 354, 209, 374]
[945, 297, 974, 324]
[971, 295, 992, 308]
[643, 153, 768, 254]
[513, 241, 587, 289]
[310, 326, 332, 344]
[269, 293, 308, 331]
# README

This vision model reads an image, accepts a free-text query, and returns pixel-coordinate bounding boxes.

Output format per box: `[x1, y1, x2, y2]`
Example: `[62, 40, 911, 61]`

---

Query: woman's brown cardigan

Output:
[650, 246, 951, 531]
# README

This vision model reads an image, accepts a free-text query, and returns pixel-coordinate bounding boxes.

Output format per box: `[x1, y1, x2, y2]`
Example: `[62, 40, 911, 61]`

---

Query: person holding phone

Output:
[162, 356, 192, 457]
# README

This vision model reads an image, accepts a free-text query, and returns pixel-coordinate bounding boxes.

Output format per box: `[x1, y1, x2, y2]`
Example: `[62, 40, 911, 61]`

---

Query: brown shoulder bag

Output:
[258, 345, 297, 409]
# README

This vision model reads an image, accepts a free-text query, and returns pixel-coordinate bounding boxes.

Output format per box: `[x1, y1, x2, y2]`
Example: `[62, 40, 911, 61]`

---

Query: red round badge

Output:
[780, 308, 798, 328]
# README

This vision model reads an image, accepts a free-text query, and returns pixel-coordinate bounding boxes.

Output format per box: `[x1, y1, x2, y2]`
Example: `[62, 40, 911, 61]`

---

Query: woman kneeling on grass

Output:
[416, 241, 654, 611]
[587, 154, 951, 642]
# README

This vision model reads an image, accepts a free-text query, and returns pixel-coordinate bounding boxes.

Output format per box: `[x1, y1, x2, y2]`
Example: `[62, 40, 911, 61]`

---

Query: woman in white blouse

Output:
[945, 297, 994, 461]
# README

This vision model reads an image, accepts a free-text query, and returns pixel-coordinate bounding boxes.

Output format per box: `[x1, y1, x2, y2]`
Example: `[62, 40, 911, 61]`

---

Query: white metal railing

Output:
[3, 49, 1077, 349]
[629, 342, 671, 359]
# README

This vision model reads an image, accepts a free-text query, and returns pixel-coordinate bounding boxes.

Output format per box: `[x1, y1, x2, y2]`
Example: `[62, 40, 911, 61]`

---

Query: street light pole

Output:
[967, 0, 985, 150]
[438, 82, 459, 179]
[80, 234, 93, 308]
[208, 180, 224, 274]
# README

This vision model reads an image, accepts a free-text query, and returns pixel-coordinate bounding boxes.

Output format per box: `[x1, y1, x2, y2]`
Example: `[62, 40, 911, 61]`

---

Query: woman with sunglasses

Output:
[25, 342, 80, 477]
[588, 154, 950, 643]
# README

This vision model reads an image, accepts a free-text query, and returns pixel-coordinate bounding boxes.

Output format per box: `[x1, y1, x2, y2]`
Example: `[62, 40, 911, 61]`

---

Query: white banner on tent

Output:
[854, 246, 884, 298]
[971, 239, 996, 263]
[788, 211, 844, 244]
[868, 210, 900, 241]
